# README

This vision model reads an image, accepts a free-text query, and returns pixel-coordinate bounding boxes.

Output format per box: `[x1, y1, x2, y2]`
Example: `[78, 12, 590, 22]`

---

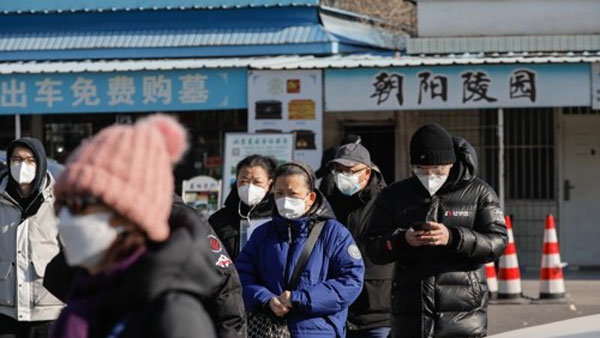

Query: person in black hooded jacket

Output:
[366, 124, 508, 338]
[322, 143, 393, 338]
[209, 155, 277, 260]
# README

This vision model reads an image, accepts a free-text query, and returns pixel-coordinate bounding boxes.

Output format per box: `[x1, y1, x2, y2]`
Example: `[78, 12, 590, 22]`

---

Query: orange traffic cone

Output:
[485, 262, 498, 300]
[538, 214, 566, 300]
[497, 215, 527, 303]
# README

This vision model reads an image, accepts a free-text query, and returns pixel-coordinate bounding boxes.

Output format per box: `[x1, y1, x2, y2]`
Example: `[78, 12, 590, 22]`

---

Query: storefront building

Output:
[0, 0, 394, 190]
[4, 0, 599, 269]
[319, 55, 600, 268]
[245, 53, 599, 268]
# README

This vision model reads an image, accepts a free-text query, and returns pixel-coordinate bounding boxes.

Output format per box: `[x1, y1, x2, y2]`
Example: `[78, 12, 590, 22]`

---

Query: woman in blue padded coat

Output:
[236, 161, 364, 338]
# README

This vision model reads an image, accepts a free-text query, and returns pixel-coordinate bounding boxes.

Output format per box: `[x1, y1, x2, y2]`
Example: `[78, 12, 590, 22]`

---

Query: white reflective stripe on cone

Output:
[543, 229, 558, 242]
[507, 230, 515, 243]
[488, 277, 499, 293]
[541, 280, 566, 294]
[498, 279, 522, 294]
[500, 254, 520, 268]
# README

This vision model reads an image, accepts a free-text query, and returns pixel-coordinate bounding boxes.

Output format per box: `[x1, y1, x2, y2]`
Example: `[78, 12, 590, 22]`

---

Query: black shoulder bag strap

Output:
[287, 220, 326, 290]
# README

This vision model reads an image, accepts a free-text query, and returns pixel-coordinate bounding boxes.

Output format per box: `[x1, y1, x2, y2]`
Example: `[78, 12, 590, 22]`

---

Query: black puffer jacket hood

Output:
[441, 136, 478, 193]
[307, 189, 337, 221]
[361, 168, 386, 202]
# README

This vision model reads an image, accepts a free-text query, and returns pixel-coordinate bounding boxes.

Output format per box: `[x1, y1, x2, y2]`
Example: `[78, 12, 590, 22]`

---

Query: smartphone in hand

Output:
[410, 221, 427, 231]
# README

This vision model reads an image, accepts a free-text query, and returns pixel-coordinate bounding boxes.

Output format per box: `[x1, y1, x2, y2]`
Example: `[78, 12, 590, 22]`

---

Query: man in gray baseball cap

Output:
[324, 143, 393, 338]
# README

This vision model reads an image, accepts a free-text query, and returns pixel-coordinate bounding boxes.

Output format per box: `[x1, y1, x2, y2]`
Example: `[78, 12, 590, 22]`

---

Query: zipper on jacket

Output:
[283, 222, 294, 287]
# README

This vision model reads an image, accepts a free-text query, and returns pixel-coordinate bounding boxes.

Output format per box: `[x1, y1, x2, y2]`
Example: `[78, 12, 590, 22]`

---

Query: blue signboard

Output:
[325, 63, 591, 111]
[0, 68, 247, 115]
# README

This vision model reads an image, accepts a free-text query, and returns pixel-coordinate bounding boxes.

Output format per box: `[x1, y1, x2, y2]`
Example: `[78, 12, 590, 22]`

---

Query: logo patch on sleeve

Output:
[207, 235, 222, 253]
[348, 244, 362, 260]
[215, 254, 233, 268]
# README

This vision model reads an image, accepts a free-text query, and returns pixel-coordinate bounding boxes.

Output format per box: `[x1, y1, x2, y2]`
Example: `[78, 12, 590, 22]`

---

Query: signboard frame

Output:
[221, 132, 295, 207]
[247, 69, 323, 170]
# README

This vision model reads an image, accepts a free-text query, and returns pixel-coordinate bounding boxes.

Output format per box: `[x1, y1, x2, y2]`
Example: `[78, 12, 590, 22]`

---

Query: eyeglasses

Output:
[10, 156, 36, 165]
[58, 195, 102, 215]
[412, 165, 451, 176]
[331, 166, 367, 176]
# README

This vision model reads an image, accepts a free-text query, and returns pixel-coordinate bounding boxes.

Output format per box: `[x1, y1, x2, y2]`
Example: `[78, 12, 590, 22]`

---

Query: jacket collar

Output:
[223, 185, 274, 219]
[272, 214, 311, 241]
[0, 171, 53, 207]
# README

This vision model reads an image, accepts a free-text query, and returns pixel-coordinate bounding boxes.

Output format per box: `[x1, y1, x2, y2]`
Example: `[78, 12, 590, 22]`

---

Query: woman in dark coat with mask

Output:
[209, 155, 277, 260]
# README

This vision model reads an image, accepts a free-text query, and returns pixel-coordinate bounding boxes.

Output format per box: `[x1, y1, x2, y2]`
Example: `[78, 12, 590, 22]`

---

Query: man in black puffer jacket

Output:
[323, 143, 393, 338]
[366, 124, 508, 338]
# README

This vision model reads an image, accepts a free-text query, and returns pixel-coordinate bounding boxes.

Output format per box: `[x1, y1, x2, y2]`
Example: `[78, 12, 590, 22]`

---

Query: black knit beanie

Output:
[410, 123, 456, 165]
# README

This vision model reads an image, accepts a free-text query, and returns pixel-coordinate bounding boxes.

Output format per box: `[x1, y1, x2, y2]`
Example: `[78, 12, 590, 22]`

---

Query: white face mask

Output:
[276, 195, 310, 220]
[10, 162, 36, 184]
[238, 184, 267, 207]
[334, 172, 363, 196]
[58, 208, 123, 271]
[415, 173, 449, 196]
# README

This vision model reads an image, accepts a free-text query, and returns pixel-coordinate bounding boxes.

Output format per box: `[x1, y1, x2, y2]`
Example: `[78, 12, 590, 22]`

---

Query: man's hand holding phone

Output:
[406, 221, 450, 247]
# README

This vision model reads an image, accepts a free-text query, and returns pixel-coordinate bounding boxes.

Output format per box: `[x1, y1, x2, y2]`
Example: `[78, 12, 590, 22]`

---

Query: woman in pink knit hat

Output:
[48, 115, 221, 338]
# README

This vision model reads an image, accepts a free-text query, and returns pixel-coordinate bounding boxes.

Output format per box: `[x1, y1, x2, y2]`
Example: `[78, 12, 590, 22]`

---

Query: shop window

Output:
[44, 122, 93, 163]
[173, 109, 247, 194]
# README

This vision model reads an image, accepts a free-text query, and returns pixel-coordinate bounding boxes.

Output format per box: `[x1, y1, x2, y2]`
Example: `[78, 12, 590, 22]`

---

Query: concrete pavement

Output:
[488, 269, 600, 335]
[488, 314, 600, 338]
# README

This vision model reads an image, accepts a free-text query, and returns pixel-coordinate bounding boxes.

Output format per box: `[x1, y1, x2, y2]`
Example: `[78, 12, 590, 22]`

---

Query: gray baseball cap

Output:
[329, 143, 372, 168]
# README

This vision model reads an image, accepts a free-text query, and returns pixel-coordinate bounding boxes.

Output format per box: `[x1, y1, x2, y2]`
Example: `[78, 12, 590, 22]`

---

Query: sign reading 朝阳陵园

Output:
[325, 63, 591, 111]
[0, 68, 247, 114]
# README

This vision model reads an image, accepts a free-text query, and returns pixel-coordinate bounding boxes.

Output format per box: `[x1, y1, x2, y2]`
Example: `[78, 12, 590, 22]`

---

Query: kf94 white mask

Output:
[238, 184, 267, 207]
[276, 196, 309, 220]
[10, 162, 36, 184]
[58, 208, 124, 271]
[334, 172, 363, 196]
[415, 173, 449, 196]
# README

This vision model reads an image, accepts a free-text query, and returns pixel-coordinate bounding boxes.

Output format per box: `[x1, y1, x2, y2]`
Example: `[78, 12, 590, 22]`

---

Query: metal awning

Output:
[1, 53, 600, 74]
[248, 53, 600, 69]
[0, 26, 335, 51]
[408, 35, 600, 55]
[0, 0, 319, 14]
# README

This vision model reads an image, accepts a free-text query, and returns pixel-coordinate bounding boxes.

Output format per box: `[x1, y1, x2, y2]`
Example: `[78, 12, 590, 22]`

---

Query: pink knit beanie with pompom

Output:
[54, 114, 188, 242]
